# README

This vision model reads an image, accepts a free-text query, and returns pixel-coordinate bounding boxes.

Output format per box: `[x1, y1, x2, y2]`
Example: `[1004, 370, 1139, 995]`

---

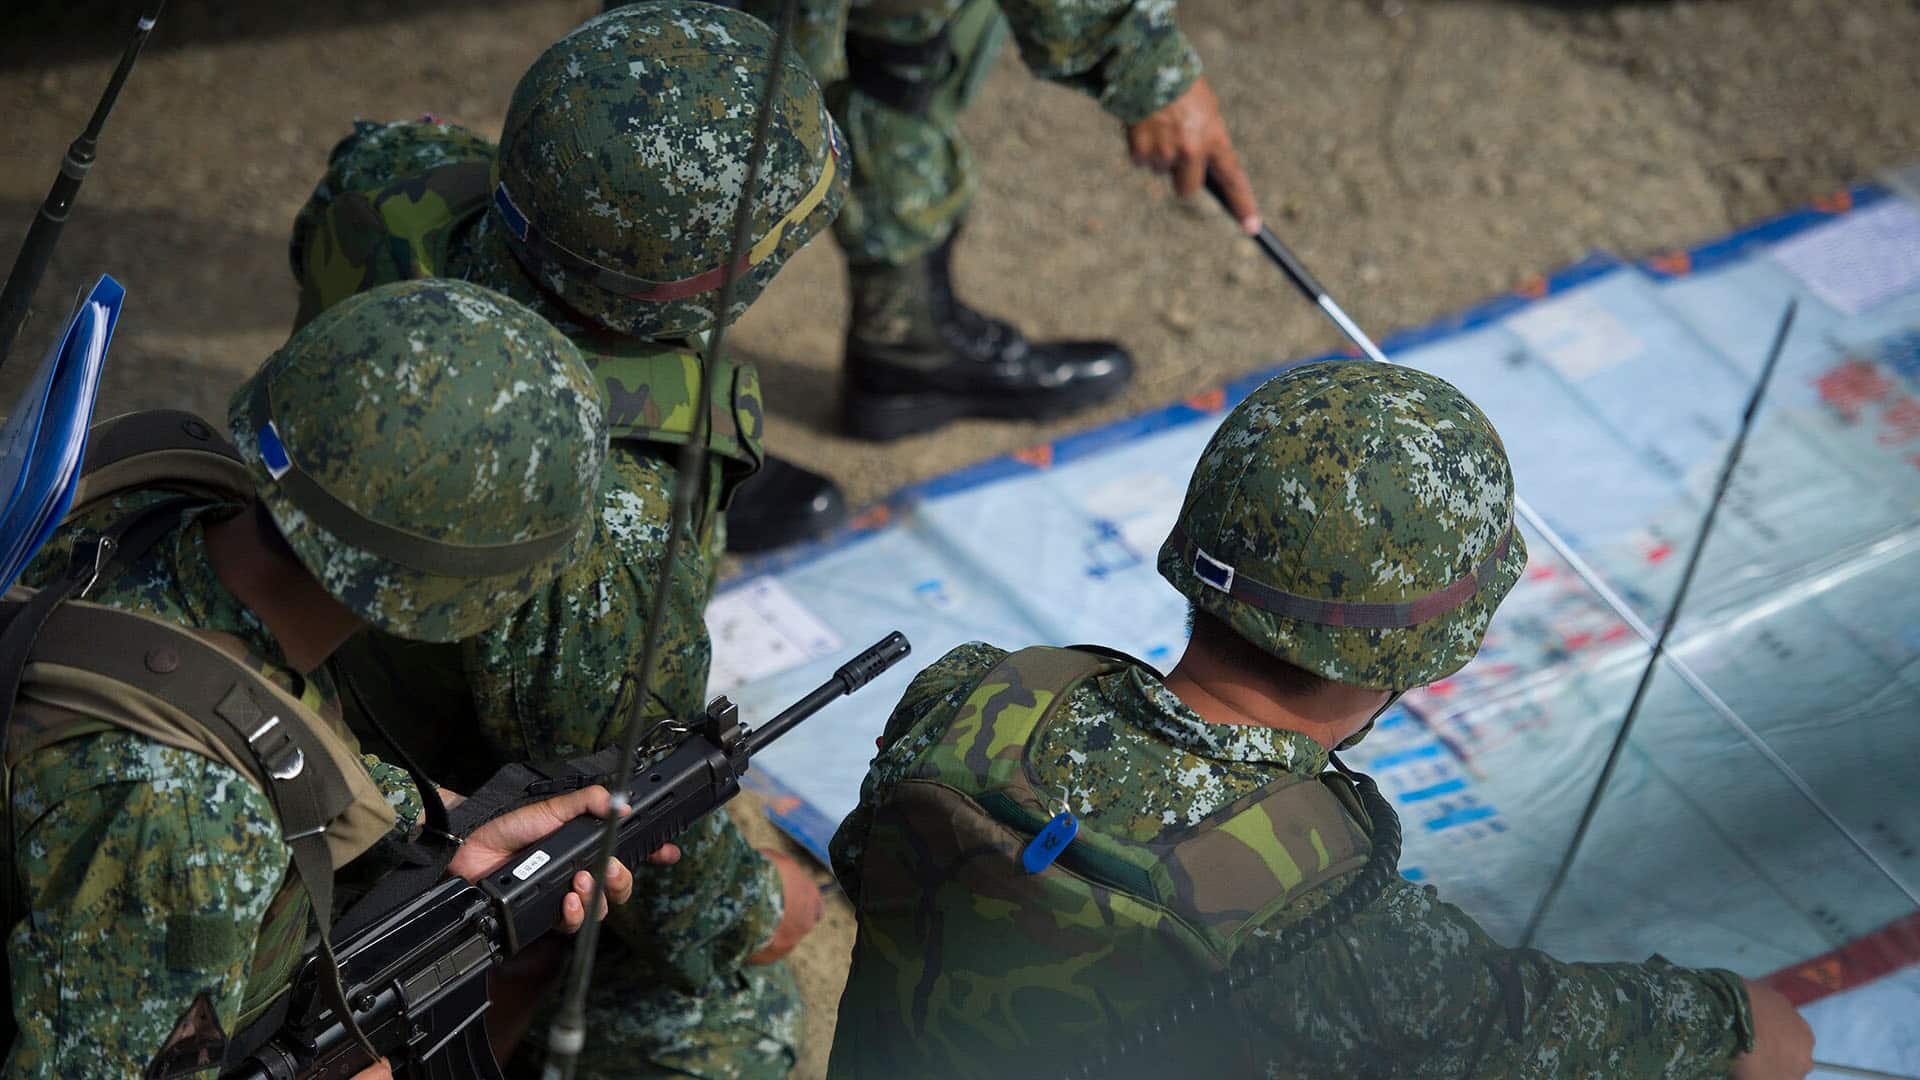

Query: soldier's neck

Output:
[202, 510, 363, 674]
[1164, 645, 1387, 750]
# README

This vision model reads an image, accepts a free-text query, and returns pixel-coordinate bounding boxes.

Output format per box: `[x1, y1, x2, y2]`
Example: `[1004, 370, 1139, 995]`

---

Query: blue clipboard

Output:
[0, 274, 124, 592]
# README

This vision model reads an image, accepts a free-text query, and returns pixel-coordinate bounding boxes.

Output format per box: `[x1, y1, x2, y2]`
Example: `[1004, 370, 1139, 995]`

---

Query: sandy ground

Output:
[2, 0, 1916, 1075]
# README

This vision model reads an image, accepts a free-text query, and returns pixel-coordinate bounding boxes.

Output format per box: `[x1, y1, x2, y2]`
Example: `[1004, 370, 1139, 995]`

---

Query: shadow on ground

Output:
[0, 0, 544, 69]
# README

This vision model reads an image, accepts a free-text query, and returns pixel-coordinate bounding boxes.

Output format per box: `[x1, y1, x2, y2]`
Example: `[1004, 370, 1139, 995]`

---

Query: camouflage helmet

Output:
[228, 279, 608, 643]
[475, 0, 849, 339]
[1159, 362, 1526, 691]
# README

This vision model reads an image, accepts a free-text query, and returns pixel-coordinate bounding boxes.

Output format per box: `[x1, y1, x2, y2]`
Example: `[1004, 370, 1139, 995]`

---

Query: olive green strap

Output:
[243, 386, 575, 577]
[25, 599, 378, 1061]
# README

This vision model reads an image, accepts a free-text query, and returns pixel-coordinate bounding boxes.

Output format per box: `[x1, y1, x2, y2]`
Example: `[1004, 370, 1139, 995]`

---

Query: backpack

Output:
[0, 409, 401, 1061]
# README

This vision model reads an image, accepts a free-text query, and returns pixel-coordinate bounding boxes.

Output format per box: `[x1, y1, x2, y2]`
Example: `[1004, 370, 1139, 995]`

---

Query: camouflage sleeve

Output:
[6, 734, 288, 1078]
[288, 118, 499, 328]
[829, 642, 1008, 903]
[996, 0, 1202, 123]
[603, 808, 786, 992]
[1238, 878, 1754, 1078]
[362, 754, 424, 839]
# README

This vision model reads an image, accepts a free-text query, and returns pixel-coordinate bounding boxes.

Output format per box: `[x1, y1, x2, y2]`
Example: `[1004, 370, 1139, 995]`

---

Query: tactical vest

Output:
[832, 646, 1375, 1078]
[288, 143, 766, 501]
[0, 410, 401, 1046]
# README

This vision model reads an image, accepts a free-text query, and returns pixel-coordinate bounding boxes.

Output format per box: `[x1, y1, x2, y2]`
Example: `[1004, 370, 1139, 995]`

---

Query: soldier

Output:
[826, 361, 1816, 1078]
[713, 0, 1261, 440]
[1, 280, 647, 1077]
[287, 4, 838, 1075]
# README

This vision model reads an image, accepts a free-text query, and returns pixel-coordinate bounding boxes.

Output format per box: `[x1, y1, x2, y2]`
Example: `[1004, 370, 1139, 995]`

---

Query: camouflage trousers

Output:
[505, 952, 804, 1079]
[736, 0, 1010, 267]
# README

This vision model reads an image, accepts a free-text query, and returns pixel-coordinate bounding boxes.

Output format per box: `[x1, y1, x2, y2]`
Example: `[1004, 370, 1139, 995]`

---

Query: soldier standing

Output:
[826, 361, 1815, 1078]
[288, 5, 838, 1075]
[1, 280, 642, 1077]
[711, 0, 1262, 440]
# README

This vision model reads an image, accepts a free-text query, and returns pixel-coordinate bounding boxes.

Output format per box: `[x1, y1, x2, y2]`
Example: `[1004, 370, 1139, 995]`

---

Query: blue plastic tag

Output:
[257, 420, 292, 480]
[493, 182, 531, 241]
[1021, 810, 1079, 874]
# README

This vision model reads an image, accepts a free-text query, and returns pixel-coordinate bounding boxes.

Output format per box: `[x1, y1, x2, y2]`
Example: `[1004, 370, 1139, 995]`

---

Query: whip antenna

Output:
[0, 1, 166, 368]
[1520, 301, 1795, 947]
[540, 0, 800, 1074]
[1205, 174, 1917, 909]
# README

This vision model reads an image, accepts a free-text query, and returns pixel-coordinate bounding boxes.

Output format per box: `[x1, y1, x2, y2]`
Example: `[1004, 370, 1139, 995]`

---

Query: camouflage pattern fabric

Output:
[4, 503, 422, 1078]
[284, 43, 803, 1071]
[287, 119, 767, 479]
[829, 642, 1757, 1078]
[729, 0, 1203, 266]
[229, 279, 607, 644]
[1158, 361, 1528, 691]
[287, 116, 499, 327]
[832, 645, 1371, 1074]
[494, 2, 847, 340]
[353, 449, 801, 1080]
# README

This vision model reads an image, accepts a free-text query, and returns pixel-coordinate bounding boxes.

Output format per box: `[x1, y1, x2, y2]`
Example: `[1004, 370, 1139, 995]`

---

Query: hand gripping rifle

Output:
[226, 631, 910, 1080]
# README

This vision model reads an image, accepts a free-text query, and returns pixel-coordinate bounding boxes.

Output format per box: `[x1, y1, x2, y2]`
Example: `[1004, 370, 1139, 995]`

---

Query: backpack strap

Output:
[70, 410, 250, 517]
[0, 497, 392, 1065]
[924, 645, 1374, 960]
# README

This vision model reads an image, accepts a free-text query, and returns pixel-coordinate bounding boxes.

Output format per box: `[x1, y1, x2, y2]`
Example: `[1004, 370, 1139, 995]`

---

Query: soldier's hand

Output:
[350, 1058, 394, 1080]
[748, 847, 826, 964]
[1125, 75, 1261, 235]
[1731, 979, 1814, 1079]
[445, 784, 680, 931]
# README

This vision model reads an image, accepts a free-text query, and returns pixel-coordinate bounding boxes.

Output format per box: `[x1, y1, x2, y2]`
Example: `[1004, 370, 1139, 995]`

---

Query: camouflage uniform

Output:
[286, 5, 850, 1074]
[5, 502, 417, 1078]
[728, 0, 1204, 265]
[828, 363, 1757, 1077]
[4, 280, 604, 1077]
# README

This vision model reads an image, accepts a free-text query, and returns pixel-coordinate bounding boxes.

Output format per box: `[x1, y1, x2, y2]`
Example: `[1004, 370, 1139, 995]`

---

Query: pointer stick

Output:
[1204, 174, 1919, 909]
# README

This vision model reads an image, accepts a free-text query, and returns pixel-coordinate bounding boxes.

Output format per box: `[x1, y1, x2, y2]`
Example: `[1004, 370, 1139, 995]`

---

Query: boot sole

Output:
[842, 376, 1129, 441]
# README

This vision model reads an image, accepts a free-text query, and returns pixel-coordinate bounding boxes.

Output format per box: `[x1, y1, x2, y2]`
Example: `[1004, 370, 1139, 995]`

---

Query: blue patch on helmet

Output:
[258, 420, 292, 481]
[493, 182, 531, 242]
[1194, 548, 1236, 593]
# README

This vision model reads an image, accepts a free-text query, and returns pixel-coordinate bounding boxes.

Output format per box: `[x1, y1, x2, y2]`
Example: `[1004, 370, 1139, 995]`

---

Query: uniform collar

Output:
[164, 509, 293, 673]
[1109, 665, 1331, 775]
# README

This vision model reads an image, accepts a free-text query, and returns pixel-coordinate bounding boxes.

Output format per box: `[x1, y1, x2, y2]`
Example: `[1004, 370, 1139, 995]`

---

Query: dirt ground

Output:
[2, 0, 1916, 1074]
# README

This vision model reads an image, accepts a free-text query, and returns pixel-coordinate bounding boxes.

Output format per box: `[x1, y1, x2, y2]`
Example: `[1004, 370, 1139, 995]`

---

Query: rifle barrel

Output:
[742, 631, 910, 757]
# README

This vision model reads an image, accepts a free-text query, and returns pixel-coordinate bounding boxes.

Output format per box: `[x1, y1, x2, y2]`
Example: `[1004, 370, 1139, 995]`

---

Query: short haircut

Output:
[1186, 602, 1336, 700]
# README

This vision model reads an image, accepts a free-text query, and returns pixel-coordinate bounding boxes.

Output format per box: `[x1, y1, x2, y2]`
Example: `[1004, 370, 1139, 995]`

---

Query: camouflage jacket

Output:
[4, 498, 422, 1078]
[829, 642, 1755, 1078]
[291, 121, 785, 992]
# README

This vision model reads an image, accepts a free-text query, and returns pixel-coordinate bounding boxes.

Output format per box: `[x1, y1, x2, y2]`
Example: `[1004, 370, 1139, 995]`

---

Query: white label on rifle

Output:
[511, 850, 552, 881]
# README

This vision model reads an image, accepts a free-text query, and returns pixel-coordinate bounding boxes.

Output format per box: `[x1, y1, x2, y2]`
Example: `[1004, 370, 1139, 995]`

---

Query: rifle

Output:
[227, 630, 910, 1080]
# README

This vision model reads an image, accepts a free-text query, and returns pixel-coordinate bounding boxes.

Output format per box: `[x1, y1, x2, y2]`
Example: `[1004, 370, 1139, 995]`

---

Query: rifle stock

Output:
[229, 631, 909, 1080]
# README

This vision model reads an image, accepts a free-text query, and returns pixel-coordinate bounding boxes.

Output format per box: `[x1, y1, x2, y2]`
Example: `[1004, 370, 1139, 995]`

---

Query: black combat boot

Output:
[842, 230, 1134, 441]
[723, 454, 848, 553]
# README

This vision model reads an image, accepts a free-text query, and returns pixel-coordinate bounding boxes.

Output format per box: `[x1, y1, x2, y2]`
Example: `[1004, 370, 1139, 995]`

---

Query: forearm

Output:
[996, 0, 1202, 123]
[1244, 880, 1751, 1076]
